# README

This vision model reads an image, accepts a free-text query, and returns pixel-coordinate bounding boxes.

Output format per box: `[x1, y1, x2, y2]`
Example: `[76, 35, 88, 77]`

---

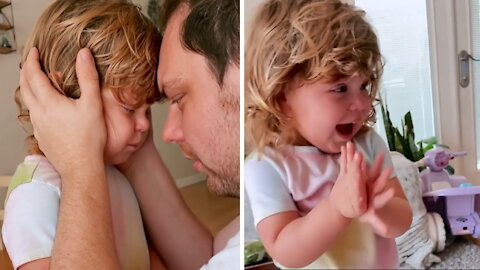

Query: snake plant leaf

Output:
[380, 100, 396, 151]
[395, 128, 415, 161]
[404, 112, 415, 142]
[420, 136, 437, 145]
[437, 144, 450, 149]
[418, 141, 424, 158]
[445, 165, 455, 175]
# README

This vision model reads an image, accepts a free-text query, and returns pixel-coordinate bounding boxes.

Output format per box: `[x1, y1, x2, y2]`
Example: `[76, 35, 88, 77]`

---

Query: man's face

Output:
[157, 5, 240, 197]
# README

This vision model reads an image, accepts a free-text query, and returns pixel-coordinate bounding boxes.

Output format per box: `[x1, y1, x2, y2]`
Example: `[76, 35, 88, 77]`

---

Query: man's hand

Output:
[19, 48, 120, 268]
[20, 47, 106, 177]
[330, 142, 368, 218]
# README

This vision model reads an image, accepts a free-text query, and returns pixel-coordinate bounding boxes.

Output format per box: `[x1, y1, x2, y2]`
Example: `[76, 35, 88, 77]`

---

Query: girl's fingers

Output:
[373, 187, 395, 209]
[339, 145, 346, 172]
[346, 141, 355, 165]
[361, 159, 368, 181]
[351, 152, 363, 183]
[368, 153, 384, 180]
[352, 152, 366, 213]
[373, 167, 392, 195]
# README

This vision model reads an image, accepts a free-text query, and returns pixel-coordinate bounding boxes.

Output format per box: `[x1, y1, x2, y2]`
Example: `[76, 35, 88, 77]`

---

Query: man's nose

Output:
[162, 107, 184, 144]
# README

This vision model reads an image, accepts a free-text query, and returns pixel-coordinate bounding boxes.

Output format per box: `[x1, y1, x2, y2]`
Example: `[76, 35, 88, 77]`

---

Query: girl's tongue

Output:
[336, 123, 354, 136]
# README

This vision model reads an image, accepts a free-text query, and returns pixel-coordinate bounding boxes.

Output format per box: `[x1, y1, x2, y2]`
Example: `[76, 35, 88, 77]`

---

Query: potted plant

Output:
[378, 99, 453, 174]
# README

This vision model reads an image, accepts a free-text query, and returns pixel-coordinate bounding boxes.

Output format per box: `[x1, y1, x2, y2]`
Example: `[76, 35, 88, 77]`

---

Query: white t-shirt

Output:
[201, 231, 240, 270]
[2, 155, 150, 270]
[245, 130, 399, 269]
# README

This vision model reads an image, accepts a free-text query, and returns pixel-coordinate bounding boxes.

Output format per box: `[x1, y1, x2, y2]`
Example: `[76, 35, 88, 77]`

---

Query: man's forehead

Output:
[157, 4, 189, 83]
[164, 3, 190, 41]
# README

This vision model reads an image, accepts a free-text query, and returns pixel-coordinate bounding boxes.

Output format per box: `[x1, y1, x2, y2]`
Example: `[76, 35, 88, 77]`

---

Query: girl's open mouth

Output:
[336, 123, 354, 136]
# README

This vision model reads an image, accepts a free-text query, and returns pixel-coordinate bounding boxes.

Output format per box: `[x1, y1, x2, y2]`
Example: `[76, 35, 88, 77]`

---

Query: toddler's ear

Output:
[277, 92, 292, 116]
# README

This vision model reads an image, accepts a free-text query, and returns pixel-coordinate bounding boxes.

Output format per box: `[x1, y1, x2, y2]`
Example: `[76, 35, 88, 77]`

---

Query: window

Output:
[355, 0, 436, 144]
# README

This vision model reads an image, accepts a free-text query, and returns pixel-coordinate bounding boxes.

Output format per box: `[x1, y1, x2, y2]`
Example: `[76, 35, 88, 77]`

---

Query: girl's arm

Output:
[122, 141, 213, 270]
[18, 258, 50, 270]
[254, 143, 368, 268]
[149, 245, 167, 270]
[257, 198, 351, 268]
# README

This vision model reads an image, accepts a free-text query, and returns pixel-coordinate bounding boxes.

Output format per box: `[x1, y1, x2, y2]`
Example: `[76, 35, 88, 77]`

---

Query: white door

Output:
[356, 0, 480, 183]
[448, 0, 480, 183]
[421, 0, 480, 183]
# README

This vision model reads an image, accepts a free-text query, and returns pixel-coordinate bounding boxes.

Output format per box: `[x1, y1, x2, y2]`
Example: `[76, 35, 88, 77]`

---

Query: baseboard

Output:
[464, 235, 480, 247]
[175, 173, 206, 188]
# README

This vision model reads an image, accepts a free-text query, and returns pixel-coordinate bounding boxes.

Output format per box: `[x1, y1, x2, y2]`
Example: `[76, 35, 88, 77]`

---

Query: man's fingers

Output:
[23, 47, 63, 104]
[76, 48, 101, 107]
[19, 48, 38, 112]
[19, 67, 36, 112]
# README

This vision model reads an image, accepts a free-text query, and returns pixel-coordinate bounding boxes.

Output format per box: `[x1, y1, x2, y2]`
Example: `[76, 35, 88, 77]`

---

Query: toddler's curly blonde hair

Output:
[245, 0, 383, 154]
[15, 0, 162, 155]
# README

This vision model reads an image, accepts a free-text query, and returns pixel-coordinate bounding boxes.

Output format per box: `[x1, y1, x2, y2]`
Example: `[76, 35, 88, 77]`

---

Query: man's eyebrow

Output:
[161, 77, 187, 99]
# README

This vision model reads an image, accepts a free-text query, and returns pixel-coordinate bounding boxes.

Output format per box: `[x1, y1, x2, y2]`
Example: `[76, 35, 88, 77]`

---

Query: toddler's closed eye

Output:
[121, 105, 135, 114]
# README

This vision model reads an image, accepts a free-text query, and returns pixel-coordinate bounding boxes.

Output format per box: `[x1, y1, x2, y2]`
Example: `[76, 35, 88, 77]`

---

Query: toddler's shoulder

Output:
[354, 128, 386, 148]
[246, 146, 297, 170]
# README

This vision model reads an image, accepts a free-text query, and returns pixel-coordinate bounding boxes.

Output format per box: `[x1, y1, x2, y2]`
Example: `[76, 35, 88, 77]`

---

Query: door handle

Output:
[458, 50, 480, 88]
[459, 50, 470, 88]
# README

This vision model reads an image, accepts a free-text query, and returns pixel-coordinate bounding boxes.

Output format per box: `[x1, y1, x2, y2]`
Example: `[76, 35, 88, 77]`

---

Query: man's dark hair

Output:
[161, 0, 239, 85]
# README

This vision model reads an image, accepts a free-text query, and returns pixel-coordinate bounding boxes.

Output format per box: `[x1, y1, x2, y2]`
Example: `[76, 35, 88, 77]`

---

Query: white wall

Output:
[0, 0, 199, 185]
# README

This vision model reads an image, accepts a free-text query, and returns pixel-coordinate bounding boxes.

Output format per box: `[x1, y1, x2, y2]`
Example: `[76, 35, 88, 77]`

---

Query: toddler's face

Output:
[101, 88, 151, 165]
[282, 74, 372, 154]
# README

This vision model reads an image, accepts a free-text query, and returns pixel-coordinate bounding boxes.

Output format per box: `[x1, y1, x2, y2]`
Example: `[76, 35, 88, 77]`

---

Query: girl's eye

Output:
[361, 83, 372, 95]
[122, 105, 135, 114]
[331, 85, 347, 93]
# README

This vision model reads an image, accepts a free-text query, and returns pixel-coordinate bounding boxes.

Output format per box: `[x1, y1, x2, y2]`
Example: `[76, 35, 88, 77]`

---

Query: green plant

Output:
[380, 99, 422, 162]
[379, 99, 454, 174]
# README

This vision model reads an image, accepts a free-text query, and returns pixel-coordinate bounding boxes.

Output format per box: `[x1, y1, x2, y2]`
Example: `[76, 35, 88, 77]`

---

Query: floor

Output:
[180, 181, 239, 235]
[0, 180, 239, 269]
[0, 248, 10, 270]
[400, 236, 480, 269]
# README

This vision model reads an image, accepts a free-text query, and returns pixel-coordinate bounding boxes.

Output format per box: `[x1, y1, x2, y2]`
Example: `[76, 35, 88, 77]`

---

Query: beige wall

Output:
[0, 0, 198, 184]
[244, 0, 264, 38]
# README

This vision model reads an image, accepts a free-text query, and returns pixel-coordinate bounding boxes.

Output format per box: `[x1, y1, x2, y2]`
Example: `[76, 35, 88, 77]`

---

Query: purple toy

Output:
[418, 147, 480, 238]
